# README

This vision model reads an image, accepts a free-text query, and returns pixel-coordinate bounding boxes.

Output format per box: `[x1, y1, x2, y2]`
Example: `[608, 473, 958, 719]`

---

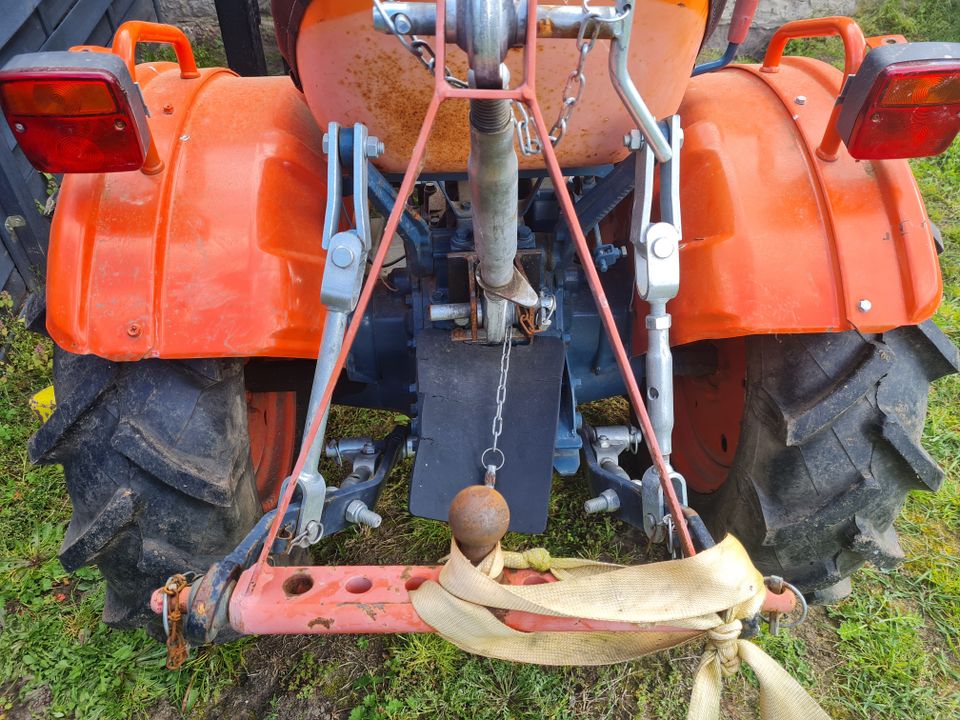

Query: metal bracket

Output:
[294, 122, 383, 546]
[640, 465, 687, 543]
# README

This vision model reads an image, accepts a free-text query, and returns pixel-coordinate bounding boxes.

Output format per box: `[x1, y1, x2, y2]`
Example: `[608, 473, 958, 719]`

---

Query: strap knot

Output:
[518, 547, 553, 573]
[706, 619, 743, 678]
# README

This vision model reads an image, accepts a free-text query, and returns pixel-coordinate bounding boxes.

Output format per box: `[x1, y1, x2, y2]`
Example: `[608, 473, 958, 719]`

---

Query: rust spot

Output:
[308, 616, 334, 629]
[347, 602, 386, 621]
[195, 601, 207, 617]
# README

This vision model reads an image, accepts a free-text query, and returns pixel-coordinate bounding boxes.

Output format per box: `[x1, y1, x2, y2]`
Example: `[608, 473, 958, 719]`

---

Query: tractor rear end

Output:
[2, 0, 958, 709]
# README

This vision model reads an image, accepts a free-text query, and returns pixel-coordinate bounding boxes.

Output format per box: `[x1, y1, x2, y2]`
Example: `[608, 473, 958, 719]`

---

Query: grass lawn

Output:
[1, 1, 959, 717]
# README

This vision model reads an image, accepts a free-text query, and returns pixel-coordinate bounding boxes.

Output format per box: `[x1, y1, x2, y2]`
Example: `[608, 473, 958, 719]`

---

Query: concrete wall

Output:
[707, 0, 857, 55]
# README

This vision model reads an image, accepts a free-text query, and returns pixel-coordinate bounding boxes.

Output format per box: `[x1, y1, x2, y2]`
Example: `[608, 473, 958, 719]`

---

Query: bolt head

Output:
[127, 323, 142, 338]
[13, 122, 25, 133]
[322, 133, 330, 155]
[858, 298, 872, 312]
[162, 104, 174, 114]
[794, 95, 807, 105]
[331, 244, 355, 268]
[114, 119, 126, 131]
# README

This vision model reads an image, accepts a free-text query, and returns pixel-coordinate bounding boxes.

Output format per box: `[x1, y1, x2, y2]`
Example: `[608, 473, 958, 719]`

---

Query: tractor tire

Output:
[29, 350, 266, 631]
[689, 322, 959, 602]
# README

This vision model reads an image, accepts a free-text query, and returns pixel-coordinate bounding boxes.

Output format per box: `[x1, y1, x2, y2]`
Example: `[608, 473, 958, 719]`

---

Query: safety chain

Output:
[480, 327, 513, 484]
[516, 16, 601, 154]
[373, 0, 633, 156]
[161, 573, 189, 670]
[372, 0, 468, 89]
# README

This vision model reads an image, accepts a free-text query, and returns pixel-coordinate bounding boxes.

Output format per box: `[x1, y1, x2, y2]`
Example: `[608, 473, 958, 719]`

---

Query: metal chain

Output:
[372, 0, 468, 88]
[481, 327, 513, 478]
[515, 14, 602, 155]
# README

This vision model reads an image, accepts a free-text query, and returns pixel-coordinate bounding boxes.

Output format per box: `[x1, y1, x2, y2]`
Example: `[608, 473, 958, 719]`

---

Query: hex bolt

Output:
[794, 95, 807, 105]
[362, 442, 376, 455]
[331, 245, 355, 268]
[365, 136, 385, 158]
[858, 298, 873, 312]
[345, 500, 382, 528]
[623, 129, 644, 151]
[162, 104, 174, 114]
[584, 489, 621, 515]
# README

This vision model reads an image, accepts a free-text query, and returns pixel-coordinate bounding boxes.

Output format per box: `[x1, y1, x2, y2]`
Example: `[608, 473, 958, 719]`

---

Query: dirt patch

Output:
[1, 680, 51, 720]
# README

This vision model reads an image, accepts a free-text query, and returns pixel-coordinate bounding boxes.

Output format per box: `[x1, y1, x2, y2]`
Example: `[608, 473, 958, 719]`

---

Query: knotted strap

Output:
[409, 535, 831, 720]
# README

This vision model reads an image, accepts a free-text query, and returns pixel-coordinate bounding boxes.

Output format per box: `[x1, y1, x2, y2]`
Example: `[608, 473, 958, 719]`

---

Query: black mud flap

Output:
[410, 329, 565, 533]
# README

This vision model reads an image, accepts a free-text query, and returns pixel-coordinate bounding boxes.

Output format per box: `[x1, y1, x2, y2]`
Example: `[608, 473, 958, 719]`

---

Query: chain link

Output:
[515, 13, 602, 155]
[480, 327, 513, 475]
[373, 0, 620, 157]
[373, 0, 468, 88]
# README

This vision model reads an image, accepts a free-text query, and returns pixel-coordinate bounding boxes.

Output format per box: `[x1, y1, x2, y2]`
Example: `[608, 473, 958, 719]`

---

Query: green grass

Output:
[2, 1, 960, 717]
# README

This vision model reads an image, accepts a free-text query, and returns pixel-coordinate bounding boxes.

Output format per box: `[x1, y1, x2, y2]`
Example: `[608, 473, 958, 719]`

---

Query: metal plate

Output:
[410, 329, 565, 533]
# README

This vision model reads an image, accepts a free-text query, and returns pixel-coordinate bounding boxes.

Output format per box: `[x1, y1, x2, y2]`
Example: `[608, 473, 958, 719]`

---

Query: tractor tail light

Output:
[0, 51, 149, 173]
[838, 42, 960, 160]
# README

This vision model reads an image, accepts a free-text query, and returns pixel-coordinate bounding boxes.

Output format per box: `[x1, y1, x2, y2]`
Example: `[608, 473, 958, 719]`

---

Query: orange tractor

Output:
[2, 0, 958, 680]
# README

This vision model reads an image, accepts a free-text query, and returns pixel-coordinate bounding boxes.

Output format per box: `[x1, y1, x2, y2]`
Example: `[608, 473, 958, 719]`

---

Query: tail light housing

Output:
[838, 42, 960, 160]
[0, 51, 150, 173]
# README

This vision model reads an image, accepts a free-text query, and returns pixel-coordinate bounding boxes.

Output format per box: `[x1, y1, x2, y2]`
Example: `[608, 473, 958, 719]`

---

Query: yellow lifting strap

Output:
[409, 535, 831, 720]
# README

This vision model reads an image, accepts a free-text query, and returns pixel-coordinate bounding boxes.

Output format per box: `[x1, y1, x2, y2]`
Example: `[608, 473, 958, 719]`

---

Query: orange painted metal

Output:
[47, 60, 330, 360]
[672, 339, 746, 494]
[247, 390, 298, 511]
[760, 17, 866, 161]
[639, 51, 942, 351]
[151, 563, 794, 635]
[293, 0, 710, 173]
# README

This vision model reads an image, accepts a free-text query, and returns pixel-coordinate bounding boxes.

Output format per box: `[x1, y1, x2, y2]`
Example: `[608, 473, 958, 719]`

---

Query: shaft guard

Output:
[652, 55, 942, 349]
[47, 62, 329, 360]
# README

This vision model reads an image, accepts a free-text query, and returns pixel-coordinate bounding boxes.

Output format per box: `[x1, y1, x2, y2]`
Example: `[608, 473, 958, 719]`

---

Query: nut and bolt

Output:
[345, 500, 382, 528]
[858, 298, 873, 312]
[162, 104, 174, 114]
[331, 245, 355, 268]
[794, 95, 807, 105]
[623, 129, 644, 151]
[362, 442, 376, 455]
[584, 489, 621, 515]
[365, 136, 385, 158]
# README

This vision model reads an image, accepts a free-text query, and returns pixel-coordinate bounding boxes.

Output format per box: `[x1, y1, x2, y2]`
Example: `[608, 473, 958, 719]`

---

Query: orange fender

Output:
[648, 55, 942, 349]
[47, 62, 329, 360]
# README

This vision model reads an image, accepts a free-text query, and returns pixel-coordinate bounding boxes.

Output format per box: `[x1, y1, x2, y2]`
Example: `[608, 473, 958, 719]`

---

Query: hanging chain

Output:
[372, 0, 468, 88]
[480, 327, 513, 484]
[516, 15, 601, 155]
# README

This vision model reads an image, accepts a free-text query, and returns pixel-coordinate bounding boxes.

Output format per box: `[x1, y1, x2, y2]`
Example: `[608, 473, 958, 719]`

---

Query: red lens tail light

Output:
[0, 52, 149, 173]
[838, 42, 960, 160]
